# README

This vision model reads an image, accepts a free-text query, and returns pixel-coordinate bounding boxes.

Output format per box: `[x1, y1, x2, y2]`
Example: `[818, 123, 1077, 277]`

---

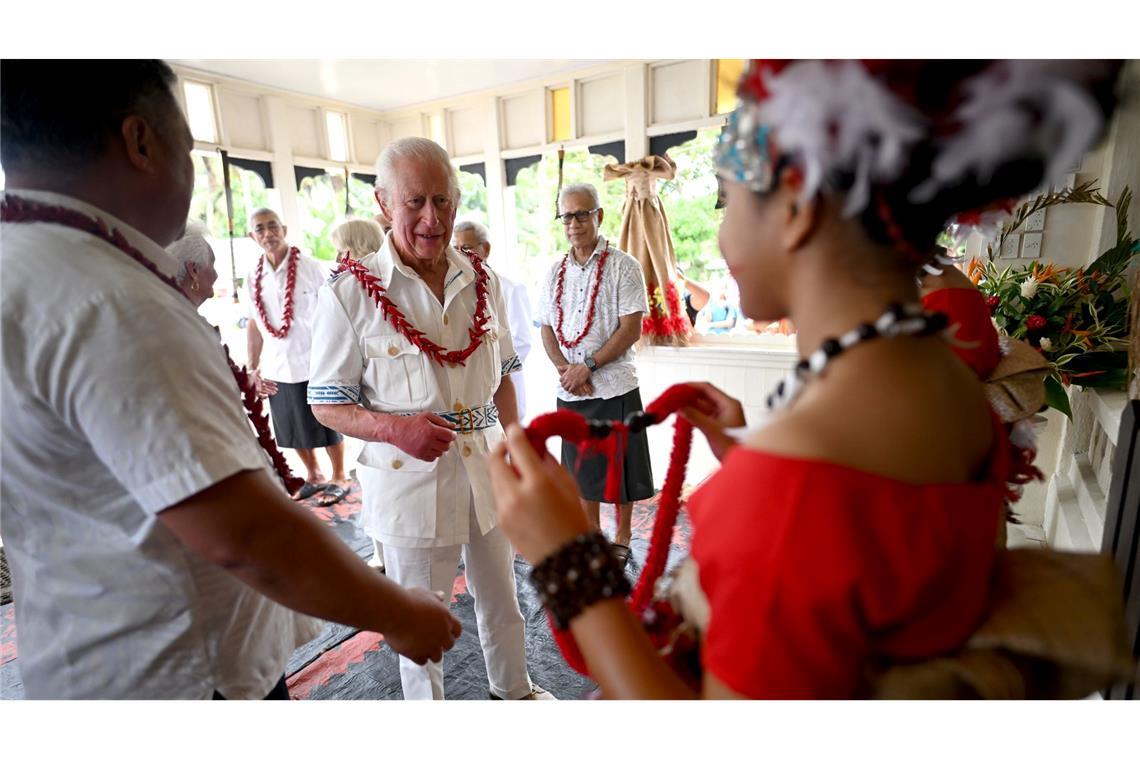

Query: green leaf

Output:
[1044, 375, 1072, 419]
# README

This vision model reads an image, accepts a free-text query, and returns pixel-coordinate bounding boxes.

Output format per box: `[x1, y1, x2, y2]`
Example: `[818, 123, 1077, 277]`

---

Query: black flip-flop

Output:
[318, 484, 349, 506]
[610, 543, 632, 568]
[293, 482, 328, 500]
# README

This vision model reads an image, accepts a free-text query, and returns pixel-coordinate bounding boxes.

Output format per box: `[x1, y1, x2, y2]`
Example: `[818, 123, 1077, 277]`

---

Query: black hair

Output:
[852, 60, 1117, 266]
[1, 59, 179, 172]
[813, 61, 1123, 266]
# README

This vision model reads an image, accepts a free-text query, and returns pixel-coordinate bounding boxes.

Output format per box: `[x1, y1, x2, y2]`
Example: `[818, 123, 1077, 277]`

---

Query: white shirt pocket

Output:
[363, 333, 431, 409]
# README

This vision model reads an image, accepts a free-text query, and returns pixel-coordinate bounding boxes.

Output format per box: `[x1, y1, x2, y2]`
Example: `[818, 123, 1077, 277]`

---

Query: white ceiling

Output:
[171, 59, 609, 113]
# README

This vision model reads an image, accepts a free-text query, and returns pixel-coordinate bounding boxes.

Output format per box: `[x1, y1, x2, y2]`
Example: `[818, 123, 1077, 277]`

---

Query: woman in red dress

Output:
[488, 60, 1121, 698]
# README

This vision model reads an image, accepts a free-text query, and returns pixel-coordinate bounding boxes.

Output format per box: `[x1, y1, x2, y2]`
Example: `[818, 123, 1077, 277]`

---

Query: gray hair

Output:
[249, 207, 281, 223]
[373, 137, 460, 204]
[453, 219, 490, 247]
[331, 218, 385, 258]
[167, 221, 214, 285]
[558, 182, 601, 211]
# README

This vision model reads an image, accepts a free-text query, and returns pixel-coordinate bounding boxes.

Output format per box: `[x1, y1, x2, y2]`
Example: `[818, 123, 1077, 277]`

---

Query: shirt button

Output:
[392, 459, 403, 470]
[443, 314, 449, 325]
[388, 345, 398, 356]
[462, 445, 472, 457]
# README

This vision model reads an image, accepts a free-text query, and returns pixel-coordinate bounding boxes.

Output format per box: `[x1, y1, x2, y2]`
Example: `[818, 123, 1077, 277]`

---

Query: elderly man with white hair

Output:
[537, 183, 653, 567]
[307, 137, 552, 700]
[452, 219, 534, 419]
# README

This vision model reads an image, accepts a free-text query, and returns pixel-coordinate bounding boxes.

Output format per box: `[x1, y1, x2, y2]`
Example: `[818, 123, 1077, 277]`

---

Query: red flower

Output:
[1026, 315, 1047, 331]
[985, 295, 1000, 313]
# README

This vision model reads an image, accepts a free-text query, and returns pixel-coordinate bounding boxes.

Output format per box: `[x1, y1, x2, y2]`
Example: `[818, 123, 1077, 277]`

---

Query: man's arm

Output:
[158, 469, 461, 665]
[589, 312, 643, 368]
[247, 318, 263, 371]
[312, 403, 456, 462]
[494, 375, 519, 429]
[560, 312, 642, 395]
[540, 324, 570, 371]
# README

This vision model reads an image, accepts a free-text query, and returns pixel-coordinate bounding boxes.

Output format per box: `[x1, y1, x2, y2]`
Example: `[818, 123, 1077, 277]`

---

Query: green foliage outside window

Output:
[188, 152, 270, 239]
[457, 170, 489, 228]
[657, 130, 724, 282]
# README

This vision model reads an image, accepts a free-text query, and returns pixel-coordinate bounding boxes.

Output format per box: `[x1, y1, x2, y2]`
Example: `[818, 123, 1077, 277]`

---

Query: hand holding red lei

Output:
[254, 247, 300, 339]
[337, 249, 491, 367]
[0, 195, 304, 493]
[554, 242, 610, 349]
[524, 382, 706, 676]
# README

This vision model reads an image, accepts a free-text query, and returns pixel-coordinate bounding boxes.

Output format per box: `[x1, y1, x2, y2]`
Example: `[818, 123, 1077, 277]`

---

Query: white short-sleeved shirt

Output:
[537, 235, 649, 401]
[246, 248, 328, 383]
[497, 269, 534, 418]
[307, 237, 519, 548]
[0, 190, 317, 699]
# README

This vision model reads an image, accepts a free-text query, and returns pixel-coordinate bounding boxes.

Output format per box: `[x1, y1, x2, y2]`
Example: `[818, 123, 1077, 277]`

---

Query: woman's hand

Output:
[488, 423, 591, 566]
[681, 382, 746, 461]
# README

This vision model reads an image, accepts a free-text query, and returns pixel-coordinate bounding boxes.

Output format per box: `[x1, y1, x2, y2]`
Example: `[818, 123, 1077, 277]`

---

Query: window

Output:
[657, 130, 794, 342]
[188, 151, 270, 240]
[506, 146, 625, 296]
[456, 169, 489, 229]
[182, 81, 218, 143]
[714, 59, 745, 116]
[549, 87, 571, 143]
[325, 110, 349, 163]
[297, 173, 340, 262]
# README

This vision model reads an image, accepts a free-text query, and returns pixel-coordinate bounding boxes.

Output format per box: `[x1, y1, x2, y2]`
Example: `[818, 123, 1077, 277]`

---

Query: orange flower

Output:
[966, 257, 984, 285]
[1032, 262, 1060, 282]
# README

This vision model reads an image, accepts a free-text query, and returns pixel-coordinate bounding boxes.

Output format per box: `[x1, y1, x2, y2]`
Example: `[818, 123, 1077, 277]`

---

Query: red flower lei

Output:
[554, 241, 610, 349]
[254, 246, 300, 339]
[0, 195, 304, 494]
[337, 249, 491, 367]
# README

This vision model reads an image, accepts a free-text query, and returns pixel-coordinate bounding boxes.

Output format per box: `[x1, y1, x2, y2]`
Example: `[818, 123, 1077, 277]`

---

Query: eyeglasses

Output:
[555, 208, 599, 226]
[252, 221, 282, 234]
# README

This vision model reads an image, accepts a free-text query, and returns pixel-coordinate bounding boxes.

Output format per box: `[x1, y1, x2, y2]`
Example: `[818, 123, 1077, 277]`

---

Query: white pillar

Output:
[624, 63, 648, 163]
[261, 95, 301, 232]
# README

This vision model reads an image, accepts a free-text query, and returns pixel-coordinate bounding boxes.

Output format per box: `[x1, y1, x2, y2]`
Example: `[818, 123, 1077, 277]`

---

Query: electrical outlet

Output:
[1020, 232, 1042, 259]
[1000, 233, 1021, 260]
[1024, 208, 1046, 232]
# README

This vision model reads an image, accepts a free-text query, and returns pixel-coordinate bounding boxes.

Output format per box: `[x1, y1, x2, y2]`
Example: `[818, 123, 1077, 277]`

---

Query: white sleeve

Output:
[490, 273, 520, 377]
[617, 255, 649, 317]
[536, 261, 558, 326]
[59, 297, 269, 514]
[307, 282, 365, 405]
[507, 280, 533, 364]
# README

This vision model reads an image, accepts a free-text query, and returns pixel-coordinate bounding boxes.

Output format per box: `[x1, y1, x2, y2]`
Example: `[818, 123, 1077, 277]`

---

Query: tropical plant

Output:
[970, 186, 1138, 417]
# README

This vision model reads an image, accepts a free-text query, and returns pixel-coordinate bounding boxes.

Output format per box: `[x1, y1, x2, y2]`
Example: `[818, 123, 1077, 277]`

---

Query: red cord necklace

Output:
[338, 249, 491, 367]
[0, 194, 304, 495]
[554, 241, 610, 349]
[254, 246, 300, 339]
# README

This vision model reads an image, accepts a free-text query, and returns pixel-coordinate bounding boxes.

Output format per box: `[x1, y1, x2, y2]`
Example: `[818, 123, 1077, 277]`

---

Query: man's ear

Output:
[374, 189, 392, 222]
[596, 208, 605, 226]
[120, 114, 159, 172]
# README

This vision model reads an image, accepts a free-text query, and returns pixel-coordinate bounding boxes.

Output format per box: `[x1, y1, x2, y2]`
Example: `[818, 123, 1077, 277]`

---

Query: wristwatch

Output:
[584, 356, 597, 372]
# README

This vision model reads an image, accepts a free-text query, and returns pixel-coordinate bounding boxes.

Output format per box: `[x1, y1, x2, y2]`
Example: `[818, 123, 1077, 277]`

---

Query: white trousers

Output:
[382, 502, 532, 700]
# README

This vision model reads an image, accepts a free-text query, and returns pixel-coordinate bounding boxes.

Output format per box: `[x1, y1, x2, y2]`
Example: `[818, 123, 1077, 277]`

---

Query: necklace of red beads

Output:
[554, 241, 610, 349]
[337, 248, 491, 367]
[254, 246, 300, 339]
[0, 195, 304, 494]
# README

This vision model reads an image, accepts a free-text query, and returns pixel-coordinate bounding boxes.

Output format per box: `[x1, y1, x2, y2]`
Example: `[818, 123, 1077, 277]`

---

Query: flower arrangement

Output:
[970, 186, 1137, 417]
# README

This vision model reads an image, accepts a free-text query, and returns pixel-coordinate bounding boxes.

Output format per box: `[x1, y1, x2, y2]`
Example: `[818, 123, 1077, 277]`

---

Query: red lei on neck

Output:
[0, 194, 304, 495]
[337, 249, 491, 367]
[554, 241, 610, 349]
[254, 247, 300, 339]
